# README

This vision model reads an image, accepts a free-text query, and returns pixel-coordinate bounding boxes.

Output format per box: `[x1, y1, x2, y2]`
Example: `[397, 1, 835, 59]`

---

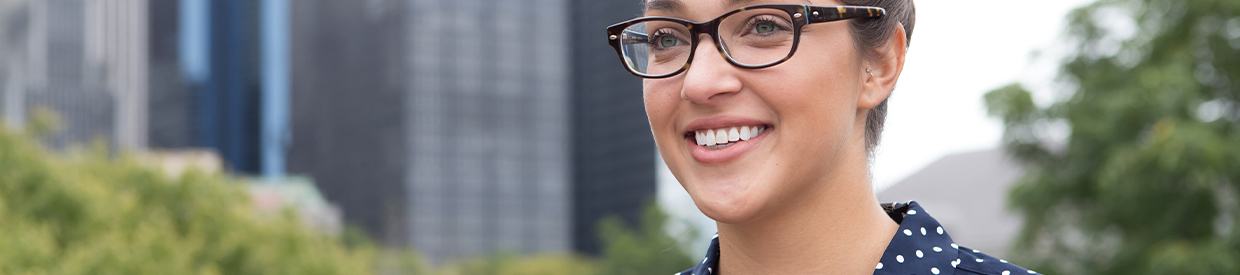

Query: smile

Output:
[682, 121, 773, 164]
[691, 125, 767, 148]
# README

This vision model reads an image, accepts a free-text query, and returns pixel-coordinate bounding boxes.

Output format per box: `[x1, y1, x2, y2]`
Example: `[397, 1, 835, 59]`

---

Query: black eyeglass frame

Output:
[606, 4, 886, 79]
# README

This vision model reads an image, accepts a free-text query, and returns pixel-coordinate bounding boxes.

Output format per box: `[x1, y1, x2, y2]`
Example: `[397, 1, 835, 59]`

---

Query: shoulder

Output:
[674, 201, 1042, 275]
[875, 201, 1041, 275]
[949, 245, 1039, 275]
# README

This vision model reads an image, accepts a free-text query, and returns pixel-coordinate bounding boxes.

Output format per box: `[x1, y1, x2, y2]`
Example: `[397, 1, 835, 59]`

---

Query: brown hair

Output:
[841, 0, 916, 155]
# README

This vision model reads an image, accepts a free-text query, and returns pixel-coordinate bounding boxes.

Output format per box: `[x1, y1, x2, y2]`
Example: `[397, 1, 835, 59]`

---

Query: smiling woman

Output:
[606, 0, 1037, 274]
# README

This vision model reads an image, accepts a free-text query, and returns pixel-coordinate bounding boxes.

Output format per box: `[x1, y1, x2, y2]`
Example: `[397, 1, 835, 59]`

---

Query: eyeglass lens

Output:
[618, 8, 797, 77]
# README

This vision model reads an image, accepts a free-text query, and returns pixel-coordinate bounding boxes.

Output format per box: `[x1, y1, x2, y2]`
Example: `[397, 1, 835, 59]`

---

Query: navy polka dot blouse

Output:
[677, 201, 1038, 275]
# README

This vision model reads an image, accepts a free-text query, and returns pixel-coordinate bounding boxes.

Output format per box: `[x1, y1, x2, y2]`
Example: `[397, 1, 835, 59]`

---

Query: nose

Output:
[680, 35, 742, 104]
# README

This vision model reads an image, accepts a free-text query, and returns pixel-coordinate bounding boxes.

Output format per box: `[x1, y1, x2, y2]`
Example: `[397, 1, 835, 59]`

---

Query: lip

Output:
[683, 116, 773, 164]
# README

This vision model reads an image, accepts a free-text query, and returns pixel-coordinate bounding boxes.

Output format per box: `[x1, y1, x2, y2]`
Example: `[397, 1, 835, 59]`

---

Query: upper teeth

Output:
[693, 125, 765, 146]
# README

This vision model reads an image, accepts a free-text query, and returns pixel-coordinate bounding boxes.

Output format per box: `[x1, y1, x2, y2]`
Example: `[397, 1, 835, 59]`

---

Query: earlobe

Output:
[858, 23, 908, 110]
[858, 66, 886, 109]
[859, 66, 881, 108]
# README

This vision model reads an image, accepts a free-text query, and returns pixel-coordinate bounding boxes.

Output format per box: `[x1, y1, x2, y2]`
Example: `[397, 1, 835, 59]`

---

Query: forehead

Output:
[644, 0, 753, 13]
[643, 0, 835, 19]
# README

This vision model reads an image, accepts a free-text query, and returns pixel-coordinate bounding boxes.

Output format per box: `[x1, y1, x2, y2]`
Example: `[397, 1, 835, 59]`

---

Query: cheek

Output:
[642, 80, 681, 143]
[752, 35, 863, 174]
[760, 49, 860, 136]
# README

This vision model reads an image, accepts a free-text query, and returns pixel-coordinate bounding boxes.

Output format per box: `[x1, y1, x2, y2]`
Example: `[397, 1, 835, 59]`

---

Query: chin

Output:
[662, 146, 786, 225]
[681, 172, 775, 225]
[696, 198, 764, 224]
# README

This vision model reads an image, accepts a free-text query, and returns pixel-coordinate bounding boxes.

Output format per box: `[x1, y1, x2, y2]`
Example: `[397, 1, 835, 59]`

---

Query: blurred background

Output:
[0, 0, 1236, 274]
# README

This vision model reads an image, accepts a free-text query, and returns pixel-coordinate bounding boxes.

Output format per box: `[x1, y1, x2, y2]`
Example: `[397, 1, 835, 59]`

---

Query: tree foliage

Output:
[436, 204, 697, 275]
[437, 253, 597, 275]
[984, 0, 1240, 274]
[0, 126, 376, 275]
[595, 205, 697, 275]
[0, 120, 694, 274]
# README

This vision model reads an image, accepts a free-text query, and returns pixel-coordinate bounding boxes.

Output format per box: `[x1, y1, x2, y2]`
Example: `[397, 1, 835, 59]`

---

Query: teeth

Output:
[705, 130, 717, 146]
[692, 125, 768, 147]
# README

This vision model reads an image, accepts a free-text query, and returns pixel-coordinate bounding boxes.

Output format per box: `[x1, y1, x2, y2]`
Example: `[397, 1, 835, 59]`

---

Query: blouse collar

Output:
[679, 201, 965, 275]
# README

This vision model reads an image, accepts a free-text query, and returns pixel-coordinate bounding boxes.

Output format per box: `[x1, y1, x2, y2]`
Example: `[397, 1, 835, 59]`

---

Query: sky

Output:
[658, 0, 1092, 254]
[871, 0, 1090, 190]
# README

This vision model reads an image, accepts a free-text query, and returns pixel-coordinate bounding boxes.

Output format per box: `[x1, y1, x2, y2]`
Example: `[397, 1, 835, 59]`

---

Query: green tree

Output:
[596, 205, 697, 275]
[984, 0, 1240, 274]
[0, 126, 377, 274]
[1, 114, 695, 274]
[438, 253, 597, 275]
[434, 204, 696, 275]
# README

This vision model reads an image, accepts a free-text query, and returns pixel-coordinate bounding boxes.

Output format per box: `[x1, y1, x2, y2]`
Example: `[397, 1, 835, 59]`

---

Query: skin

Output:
[640, 0, 909, 274]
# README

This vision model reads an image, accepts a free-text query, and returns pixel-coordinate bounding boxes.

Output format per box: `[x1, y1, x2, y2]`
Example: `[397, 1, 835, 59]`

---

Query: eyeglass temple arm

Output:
[807, 6, 886, 23]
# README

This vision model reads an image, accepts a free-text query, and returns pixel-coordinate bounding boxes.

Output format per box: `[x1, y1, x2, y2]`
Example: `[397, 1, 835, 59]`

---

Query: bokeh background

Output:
[0, 0, 1236, 274]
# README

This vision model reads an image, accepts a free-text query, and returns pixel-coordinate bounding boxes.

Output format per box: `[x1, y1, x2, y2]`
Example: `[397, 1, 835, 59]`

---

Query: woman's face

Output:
[644, 0, 873, 223]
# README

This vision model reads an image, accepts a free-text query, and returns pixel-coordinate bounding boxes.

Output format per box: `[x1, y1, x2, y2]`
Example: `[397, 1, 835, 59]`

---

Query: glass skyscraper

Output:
[288, 0, 652, 264]
[0, 0, 149, 151]
[404, 0, 573, 262]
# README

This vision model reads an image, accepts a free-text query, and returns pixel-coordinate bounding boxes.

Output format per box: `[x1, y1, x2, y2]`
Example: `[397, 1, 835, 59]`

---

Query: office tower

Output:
[403, 0, 573, 262]
[146, 0, 267, 174]
[288, 0, 652, 263]
[567, 0, 653, 255]
[287, 0, 412, 246]
[147, 0, 193, 149]
[0, 0, 148, 150]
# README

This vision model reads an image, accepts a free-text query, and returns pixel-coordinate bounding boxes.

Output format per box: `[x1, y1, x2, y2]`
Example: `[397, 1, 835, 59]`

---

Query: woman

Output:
[605, 0, 1037, 274]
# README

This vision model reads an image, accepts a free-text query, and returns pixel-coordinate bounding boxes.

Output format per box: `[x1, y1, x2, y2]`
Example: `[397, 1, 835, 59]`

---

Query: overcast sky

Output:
[871, 0, 1090, 190]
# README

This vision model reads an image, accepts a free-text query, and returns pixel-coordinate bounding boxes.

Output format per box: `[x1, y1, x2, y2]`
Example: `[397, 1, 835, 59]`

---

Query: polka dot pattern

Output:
[677, 201, 1039, 275]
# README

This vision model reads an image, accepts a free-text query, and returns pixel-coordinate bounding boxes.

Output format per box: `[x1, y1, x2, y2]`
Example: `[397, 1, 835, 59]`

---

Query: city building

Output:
[0, 0, 148, 150]
[182, 0, 265, 174]
[287, 0, 653, 263]
[287, 0, 413, 248]
[148, 0, 290, 178]
[1, 0, 660, 264]
[568, 0, 655, 255]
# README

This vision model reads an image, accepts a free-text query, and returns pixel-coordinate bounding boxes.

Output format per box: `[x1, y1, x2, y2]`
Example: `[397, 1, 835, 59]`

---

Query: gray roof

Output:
[877, 148, 1025, 258]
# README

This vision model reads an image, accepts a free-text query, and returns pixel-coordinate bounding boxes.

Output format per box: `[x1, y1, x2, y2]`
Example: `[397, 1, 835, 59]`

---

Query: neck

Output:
[715, 147, 898, 274]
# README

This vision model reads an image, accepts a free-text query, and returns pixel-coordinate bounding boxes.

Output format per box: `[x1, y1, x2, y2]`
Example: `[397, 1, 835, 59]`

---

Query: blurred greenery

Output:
[984, 0, 1240, 274]
[0, 119, 696, 274]
[438, 253, 598, 275]
[595, 205, 698, 275]
[436, 205, 697, 275]
[0, 122, 377, 274]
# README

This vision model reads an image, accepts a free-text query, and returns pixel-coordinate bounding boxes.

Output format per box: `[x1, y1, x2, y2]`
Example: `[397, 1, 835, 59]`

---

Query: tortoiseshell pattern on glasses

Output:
[605, 5, 886, 78]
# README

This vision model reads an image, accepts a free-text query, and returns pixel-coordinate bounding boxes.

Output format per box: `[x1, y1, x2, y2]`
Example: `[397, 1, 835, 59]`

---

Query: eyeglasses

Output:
[606, 4, 885, 79]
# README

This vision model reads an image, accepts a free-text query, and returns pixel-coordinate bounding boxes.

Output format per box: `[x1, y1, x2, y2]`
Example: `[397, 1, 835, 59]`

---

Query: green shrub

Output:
[0, 127, 375, 275]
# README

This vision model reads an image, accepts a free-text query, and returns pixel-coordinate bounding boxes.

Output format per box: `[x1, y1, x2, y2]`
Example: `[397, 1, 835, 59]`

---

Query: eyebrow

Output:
[644, 0, 757, 13]
[644, 0, 681, 12]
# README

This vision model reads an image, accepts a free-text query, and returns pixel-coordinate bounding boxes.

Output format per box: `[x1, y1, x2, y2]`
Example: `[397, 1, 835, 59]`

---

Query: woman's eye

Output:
[754, 21, 778, 34]
[650, 31, 684, 49]
[741, 16, 790, 37]
[658, 35, 679, 48]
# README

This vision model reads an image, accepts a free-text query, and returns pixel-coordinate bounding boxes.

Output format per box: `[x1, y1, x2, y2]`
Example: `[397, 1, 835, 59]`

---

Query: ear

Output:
[858, 23, 908, 109]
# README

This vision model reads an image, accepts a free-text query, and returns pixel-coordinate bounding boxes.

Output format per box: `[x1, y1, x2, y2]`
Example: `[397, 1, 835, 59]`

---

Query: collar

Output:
[679, 201, 963, 275]
[873, 201, 962, 275]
